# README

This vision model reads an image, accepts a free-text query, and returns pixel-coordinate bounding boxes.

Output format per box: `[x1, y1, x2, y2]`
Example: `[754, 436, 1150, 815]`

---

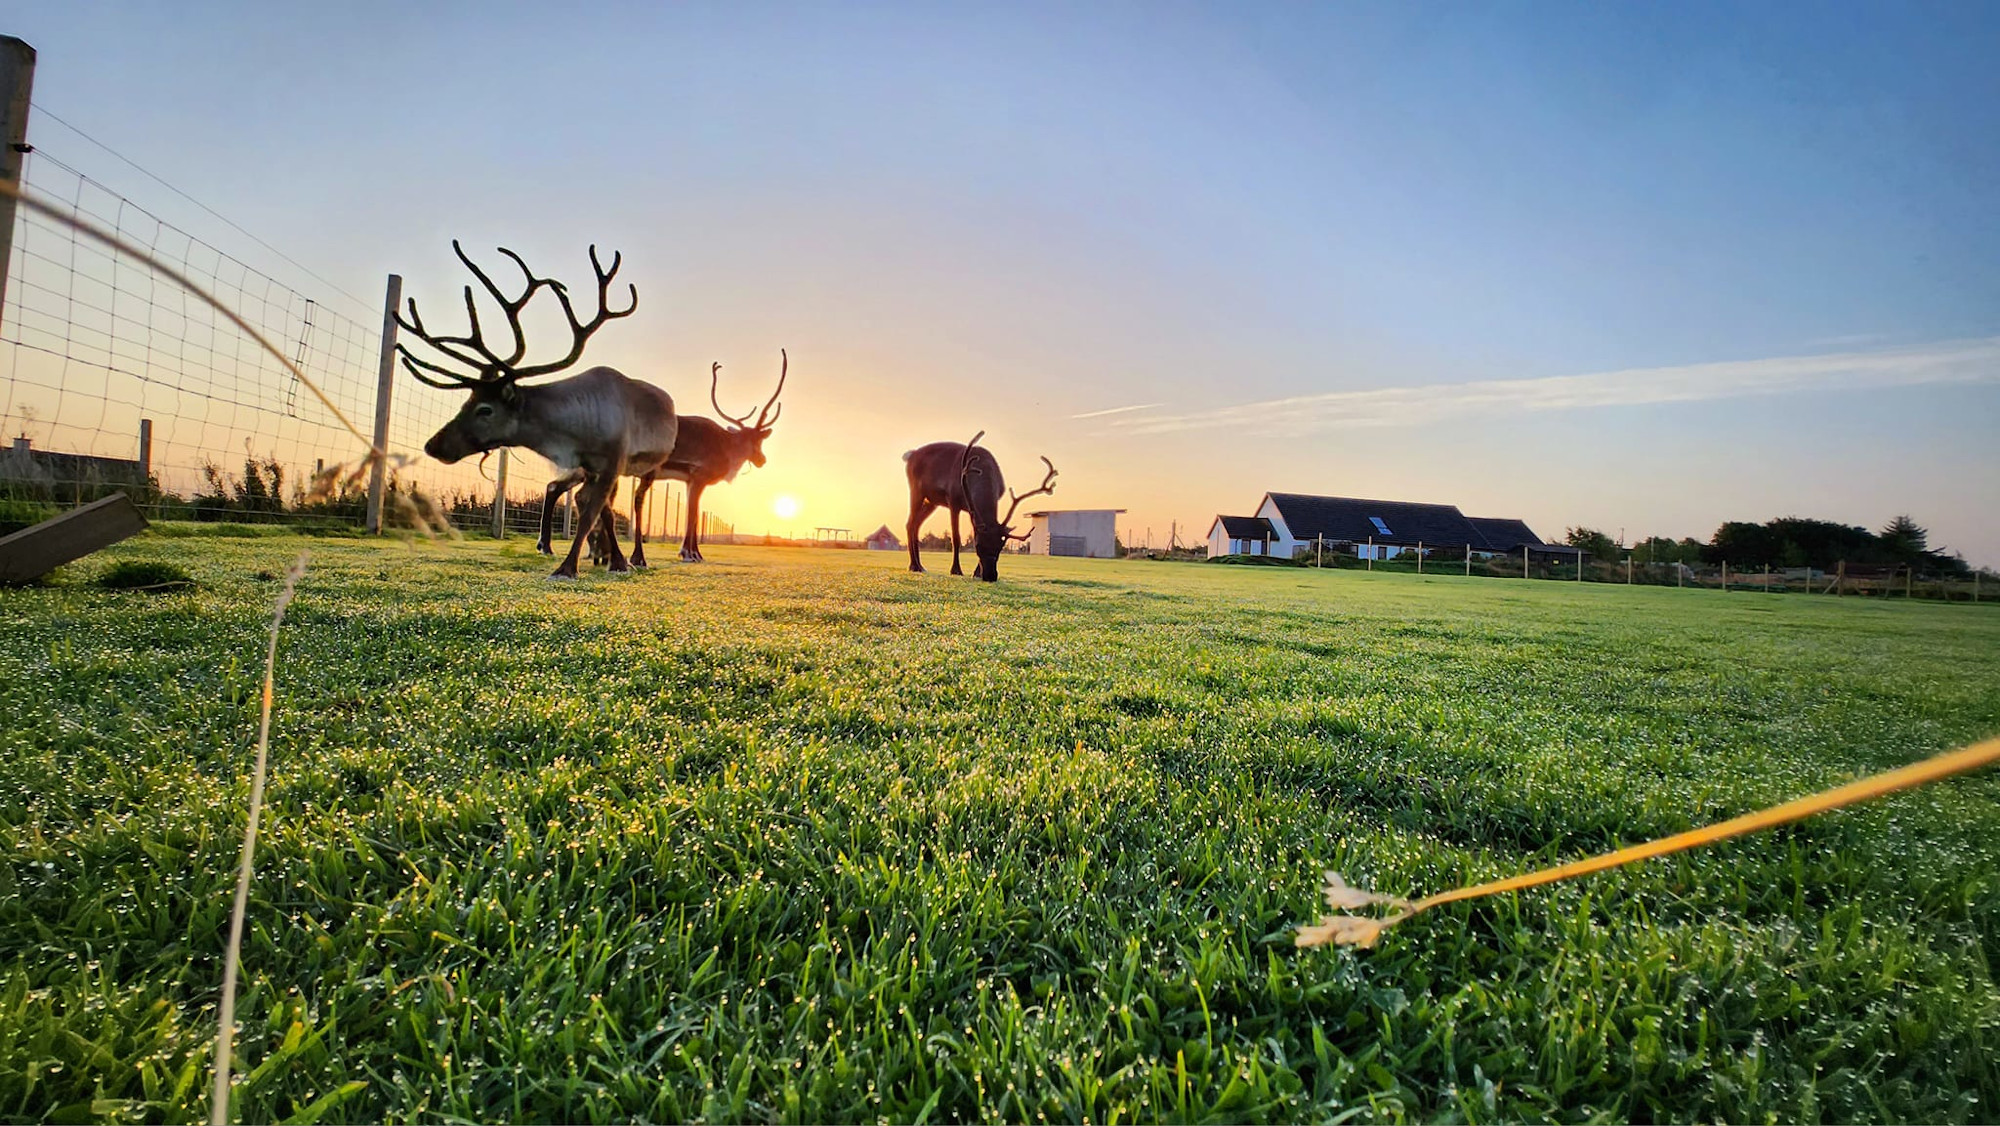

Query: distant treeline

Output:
[1570, 515, 1973, 577]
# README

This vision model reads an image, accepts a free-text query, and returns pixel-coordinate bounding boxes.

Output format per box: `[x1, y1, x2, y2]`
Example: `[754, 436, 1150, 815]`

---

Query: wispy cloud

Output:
[1106, 337, 2000, 436]
[1071, 401, 1164, 419]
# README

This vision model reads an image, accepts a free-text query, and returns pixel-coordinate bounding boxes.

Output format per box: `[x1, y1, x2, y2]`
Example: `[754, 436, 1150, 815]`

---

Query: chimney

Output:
[10, 436, 27, 453]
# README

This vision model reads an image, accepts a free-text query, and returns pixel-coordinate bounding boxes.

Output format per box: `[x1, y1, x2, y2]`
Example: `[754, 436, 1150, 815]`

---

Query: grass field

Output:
[4, 532, 1999, 1123]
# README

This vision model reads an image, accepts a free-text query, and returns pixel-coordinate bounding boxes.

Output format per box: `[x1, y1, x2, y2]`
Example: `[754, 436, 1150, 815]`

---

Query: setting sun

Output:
[772, 495, 800, 520]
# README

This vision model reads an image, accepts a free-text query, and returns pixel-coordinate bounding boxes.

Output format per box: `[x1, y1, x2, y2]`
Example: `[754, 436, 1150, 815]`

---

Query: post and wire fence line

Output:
[0, 147, 717, 544]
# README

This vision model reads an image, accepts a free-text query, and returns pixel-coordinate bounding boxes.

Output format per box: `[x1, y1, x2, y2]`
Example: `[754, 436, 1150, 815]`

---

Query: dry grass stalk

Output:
[209, 552, 307, 1125]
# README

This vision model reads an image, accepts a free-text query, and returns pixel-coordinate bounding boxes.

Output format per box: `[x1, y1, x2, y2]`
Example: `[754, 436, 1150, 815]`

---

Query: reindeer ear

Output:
[498, 380, 521, 407]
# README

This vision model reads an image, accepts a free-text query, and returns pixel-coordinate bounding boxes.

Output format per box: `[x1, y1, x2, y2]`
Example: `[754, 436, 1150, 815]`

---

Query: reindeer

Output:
[902, 431, 1057, 582]
[540, 351, 786, 566]
[397, 240, 676, 580]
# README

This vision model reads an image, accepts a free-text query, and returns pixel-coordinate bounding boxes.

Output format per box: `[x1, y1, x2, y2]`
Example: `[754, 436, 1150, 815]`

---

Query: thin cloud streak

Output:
[1109, 338, 2000, 436]
[1071, 402, 1164, 419]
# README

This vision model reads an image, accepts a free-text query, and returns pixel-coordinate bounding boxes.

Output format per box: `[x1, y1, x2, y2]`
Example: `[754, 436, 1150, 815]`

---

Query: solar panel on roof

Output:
[1369, 516, 1392, 536]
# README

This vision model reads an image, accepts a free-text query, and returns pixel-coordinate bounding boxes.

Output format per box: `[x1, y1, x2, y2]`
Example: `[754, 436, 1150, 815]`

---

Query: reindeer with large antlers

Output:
[902, 431, 1058, 582]
[541, 350, 787, 566]
[398, 240, 676, 579]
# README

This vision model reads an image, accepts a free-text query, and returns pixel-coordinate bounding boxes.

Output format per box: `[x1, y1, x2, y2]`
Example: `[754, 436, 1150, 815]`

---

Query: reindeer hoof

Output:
[547, 570, 578, 582]
[909, 563, 925, 573]
[535, 543, 553, 555]
[608, 560, 633, 574]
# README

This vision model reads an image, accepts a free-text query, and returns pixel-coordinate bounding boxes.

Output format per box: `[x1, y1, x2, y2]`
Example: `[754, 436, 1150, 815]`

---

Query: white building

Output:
[1208, 515, 1279, 557]
[1208, 492, 1566, 561]
[1026, 509, 1124, 558]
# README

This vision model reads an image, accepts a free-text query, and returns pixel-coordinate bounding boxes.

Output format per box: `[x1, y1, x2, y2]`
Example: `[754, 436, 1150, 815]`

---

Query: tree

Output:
[1878, 515, 1928, 562]
[1564, 526, 1617, 560]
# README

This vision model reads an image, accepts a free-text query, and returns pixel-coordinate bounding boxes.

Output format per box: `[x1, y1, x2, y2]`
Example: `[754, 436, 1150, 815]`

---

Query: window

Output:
[1369, 516, 1393, 536]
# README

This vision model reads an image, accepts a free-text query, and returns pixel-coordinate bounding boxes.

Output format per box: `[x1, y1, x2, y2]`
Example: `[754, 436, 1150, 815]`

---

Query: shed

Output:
[1026, 509, 1123, 558]
[864, 524, 901, 551]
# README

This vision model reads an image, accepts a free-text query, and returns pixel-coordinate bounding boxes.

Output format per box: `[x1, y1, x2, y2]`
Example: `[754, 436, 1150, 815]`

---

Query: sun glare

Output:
[773, 495, 801, 520]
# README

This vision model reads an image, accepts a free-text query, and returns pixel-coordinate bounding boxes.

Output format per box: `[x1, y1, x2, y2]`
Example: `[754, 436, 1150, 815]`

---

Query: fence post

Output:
[1366, 536, 1373, 571]
[0, 37, 35, 336]
[1417, 541, 1423, 574]
[365, 273, 403, 533]
[137, 418, 152, 483]
[1626, 555, 1632, 585]
[1906, 566, 1913, 600]
[490, 449, 508, 538]
[1577, 551, 1583, 582]
[1465, 544, 1470, 577]
[1722, 560, 1728, 592]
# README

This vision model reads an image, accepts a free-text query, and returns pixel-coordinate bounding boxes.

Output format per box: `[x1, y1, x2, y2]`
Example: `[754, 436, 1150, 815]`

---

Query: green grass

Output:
[4, 535, 1998, 1123]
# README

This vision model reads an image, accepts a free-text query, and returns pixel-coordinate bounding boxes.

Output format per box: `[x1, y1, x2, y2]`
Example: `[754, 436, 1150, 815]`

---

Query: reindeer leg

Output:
[907, 497, 935, 573]
[949, 507, 965, 575]
[681, 481, 709, 562]
[601, 477, 631, 573]
[630, 475, 652, 568]
[592, 502, 617, 567]
[557, 469, 626, 579]
[538, 471, 580, 555]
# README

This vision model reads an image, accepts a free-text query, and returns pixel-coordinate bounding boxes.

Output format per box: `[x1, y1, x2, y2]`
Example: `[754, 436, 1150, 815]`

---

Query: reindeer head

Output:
[709, 349, 787, 471]
[398, 241, 637, 464]
[959, 432, 1058, 582]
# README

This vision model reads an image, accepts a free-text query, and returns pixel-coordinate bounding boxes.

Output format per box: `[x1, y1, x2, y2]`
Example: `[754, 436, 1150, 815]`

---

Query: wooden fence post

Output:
[365, 274, 403, 534]
[1366, 536, 1373, 571]
[0, 37, 35, 336]
[1417, 541, 1423, 574]
[1465, 544, 1471, 577]
[489, 450, 508, 538]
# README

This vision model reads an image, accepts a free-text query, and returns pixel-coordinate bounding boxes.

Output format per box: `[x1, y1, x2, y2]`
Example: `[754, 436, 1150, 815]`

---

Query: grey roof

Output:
[1266, 493, 1482, 547]
[1214, 515, 1276, 539]
[1465, 516, 1547, 550]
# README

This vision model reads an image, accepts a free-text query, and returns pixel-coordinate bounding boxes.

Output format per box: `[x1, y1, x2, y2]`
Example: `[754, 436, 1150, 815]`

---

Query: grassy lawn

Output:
[4, 532, 1999, 1123]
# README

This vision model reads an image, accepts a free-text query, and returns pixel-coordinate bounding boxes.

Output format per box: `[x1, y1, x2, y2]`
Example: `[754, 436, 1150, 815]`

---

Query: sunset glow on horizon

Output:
[11, 4, 1996, 565]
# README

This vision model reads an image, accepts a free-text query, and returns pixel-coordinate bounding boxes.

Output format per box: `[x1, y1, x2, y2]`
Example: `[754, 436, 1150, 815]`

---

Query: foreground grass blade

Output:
[211, 553, 307, 1126]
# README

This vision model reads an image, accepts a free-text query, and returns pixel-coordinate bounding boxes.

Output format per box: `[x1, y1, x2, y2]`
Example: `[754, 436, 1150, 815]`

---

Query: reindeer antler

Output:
[956, 430, 988, 500]
[709, 362, 748, 425]
[394, 241, 636, 389]
[1000, 455, 1059, 535]
[711, 350, 790, 431]
[756, 349, 787, 430]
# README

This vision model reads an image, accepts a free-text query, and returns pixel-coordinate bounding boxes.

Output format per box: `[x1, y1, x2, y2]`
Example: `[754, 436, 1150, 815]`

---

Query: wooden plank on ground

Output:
[0, 493, 149, 585]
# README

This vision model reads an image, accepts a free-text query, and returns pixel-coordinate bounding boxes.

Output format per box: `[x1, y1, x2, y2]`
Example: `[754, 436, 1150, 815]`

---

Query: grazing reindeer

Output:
[902, 431, 1057, 582]
[398, 240, 676, 579]
[540, 351, 787, 566]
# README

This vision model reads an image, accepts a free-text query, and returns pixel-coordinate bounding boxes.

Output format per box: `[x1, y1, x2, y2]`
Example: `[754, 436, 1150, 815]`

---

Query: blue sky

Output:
[10, 2, 1998, 562]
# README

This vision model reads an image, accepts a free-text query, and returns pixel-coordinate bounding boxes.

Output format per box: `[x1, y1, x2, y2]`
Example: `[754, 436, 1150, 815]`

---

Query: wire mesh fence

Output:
[0, 148, 718, 543]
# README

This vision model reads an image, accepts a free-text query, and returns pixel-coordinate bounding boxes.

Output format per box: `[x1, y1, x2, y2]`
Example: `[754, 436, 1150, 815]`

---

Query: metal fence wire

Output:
[0, 149, 599, 535]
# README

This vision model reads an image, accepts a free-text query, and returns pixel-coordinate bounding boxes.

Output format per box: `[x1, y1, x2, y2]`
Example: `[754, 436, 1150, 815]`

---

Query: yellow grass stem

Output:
[210, 552, 307, 1125]
[1299, 733, 2000, 949]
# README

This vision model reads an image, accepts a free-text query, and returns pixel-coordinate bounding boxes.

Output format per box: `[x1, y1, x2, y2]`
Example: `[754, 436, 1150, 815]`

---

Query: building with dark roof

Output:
[1207, 491, 1573, 561]
[1207, 514, 1279, 556]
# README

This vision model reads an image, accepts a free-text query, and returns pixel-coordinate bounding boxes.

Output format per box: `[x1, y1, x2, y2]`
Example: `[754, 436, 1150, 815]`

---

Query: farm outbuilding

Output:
[1026, 509, 1123, 558]
[1208, 515, 1279, 557]
[864, 525, 901, 551]
[1208, 492, 1559, 561]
